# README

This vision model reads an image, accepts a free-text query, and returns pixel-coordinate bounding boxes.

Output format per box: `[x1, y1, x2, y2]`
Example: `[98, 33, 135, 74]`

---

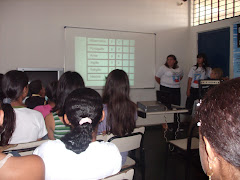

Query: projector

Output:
[137, 101, 166, 112]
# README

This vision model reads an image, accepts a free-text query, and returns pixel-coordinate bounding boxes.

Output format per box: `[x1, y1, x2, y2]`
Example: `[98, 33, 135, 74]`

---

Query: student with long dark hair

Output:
[0, 98, 15, 146]
[0, 74, 4, 101]
[1, 70, 47, 144]
[45, 71, 85, 140]
[98, 69, 137, 165]
[196, 78, 240, 180]
[155, 54, 183, 105]
[34, 88, 121, 180]
[0, 101, 45, 180]
[186, 53, 211, 112]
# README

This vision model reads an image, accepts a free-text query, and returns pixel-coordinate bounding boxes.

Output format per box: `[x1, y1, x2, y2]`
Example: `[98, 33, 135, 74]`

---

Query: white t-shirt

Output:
[188, 66, 212, 88]
[33, 139, 122, 180]
[9, 107, 47, 144]
[155, 65, 183, 88]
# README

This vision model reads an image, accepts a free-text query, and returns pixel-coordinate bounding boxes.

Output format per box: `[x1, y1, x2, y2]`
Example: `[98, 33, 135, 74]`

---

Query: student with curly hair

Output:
[34, 88, 121, 180]
[196, 78, 240, 180]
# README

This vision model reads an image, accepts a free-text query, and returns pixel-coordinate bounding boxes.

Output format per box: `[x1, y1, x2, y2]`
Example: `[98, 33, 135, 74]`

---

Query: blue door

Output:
[198, 28, 230, 77]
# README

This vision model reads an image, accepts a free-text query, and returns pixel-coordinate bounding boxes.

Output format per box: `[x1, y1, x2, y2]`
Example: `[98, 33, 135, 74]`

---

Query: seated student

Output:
[210, 68, 223, 80]
[25, 80, 46, 109]
[0, 74, 4, 101]
[98, 69, 137, 165]
[1, 70, 47, 144]
[34, 81, 58, 118]
[196, 78, 240, 180]
[34, 88, 122, 180]
[199, 68, 224, 99]
[45, 71, 85, 140]
[0, 100, 45, 180]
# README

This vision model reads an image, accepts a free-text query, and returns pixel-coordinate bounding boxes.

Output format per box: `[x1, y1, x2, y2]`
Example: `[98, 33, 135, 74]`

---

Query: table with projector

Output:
[136, 101, 188, 127]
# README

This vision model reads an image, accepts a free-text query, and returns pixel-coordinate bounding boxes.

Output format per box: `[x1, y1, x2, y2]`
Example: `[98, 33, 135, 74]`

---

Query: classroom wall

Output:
[189, 13, 240, 79]
[0, 0, 189, 104]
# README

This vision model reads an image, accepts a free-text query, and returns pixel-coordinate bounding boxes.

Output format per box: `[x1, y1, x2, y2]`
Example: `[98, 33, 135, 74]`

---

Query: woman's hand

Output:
[186, 89, 190, 97]
[186, 77, 192, 97]
[155, 76, 160, 84]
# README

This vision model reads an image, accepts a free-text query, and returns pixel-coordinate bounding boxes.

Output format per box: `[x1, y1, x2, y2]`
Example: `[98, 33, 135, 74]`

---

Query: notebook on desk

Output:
[156, 90, 172, 110]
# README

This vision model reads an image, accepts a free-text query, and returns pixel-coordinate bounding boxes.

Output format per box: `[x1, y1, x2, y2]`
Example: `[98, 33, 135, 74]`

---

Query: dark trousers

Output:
[185, 87, 200, 114]
[160, 85, 181, 106]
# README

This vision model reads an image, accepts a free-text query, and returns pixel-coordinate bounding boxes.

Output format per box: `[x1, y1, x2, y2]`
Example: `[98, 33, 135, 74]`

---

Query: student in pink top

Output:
[34, 81, 58, 118]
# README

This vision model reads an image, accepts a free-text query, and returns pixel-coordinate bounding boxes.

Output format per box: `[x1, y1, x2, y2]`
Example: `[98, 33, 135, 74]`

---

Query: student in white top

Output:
[155, 54, 183, 105]
[1, 70, 47, 144]
[34, 88, 122, 180]
[0, 99, 45, 180]
[185, 53, 212, 113]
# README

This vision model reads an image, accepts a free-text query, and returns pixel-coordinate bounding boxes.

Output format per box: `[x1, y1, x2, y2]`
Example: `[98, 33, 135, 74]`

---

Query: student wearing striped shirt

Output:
[45, 71, 85, 140]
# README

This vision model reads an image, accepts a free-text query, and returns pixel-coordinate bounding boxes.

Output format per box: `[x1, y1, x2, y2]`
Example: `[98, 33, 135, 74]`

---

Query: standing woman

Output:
[45, 71, 85, 140]
[155, 54, 183, 106]
[98, 69, 137, 165]
[185, 53, 211, 112]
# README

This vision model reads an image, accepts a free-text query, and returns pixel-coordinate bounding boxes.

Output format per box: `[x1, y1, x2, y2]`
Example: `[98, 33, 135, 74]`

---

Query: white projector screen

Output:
[64, 27, 156, 89]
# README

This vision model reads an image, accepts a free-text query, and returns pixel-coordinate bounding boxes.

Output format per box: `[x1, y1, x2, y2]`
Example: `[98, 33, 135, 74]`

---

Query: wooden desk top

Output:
[0, 144, 17, 153]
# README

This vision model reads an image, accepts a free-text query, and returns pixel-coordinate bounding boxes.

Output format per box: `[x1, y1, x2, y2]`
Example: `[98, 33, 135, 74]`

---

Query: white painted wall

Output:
[0, 0, 189, 104]
[1, 0, 239, 105]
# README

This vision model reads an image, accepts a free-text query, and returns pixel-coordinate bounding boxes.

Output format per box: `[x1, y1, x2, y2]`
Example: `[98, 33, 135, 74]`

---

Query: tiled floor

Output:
[133, 124, 208, 180]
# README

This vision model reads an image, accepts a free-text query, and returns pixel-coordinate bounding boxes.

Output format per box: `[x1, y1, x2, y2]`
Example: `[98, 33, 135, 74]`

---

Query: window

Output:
[193, 0, 240, 26]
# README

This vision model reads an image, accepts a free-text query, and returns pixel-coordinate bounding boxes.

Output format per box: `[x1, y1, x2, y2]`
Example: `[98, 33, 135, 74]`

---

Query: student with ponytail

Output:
[0, 100, 45, 180]
[0, 74, 15, 146]
[0, 99, 15, 146]
[1, 70, 47, 144]
[34, 88, 121, 180]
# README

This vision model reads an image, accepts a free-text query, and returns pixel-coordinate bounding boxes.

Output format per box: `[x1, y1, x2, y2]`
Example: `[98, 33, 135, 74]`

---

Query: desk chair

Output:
[97, 127, 145, 180]
[103, 168, 134, 180]
[164, 122, 199, 180]
[3, 140, 48, 156]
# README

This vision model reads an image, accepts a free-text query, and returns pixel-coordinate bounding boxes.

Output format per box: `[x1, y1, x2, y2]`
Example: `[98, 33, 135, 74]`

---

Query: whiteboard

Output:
[64, 26, 156, 89]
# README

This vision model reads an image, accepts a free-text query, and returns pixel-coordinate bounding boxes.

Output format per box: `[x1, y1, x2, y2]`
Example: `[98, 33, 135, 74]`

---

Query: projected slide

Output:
[65, 27, 156, 88]
[75, 37, 135, 86]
